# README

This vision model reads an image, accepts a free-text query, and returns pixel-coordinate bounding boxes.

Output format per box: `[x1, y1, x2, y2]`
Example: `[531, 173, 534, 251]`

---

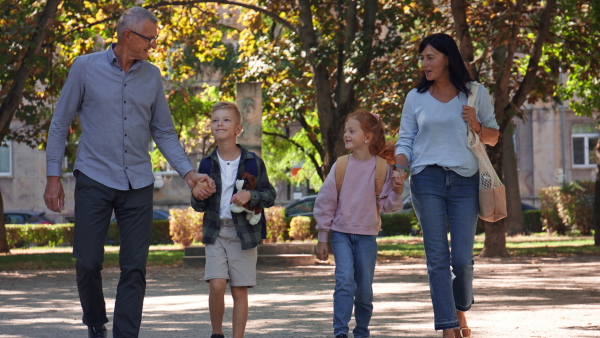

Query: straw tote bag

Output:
[467, 82, 507, 222]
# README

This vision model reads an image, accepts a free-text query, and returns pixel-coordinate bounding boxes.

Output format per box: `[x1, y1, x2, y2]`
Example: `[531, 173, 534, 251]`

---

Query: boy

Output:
[191, 101, 276, 338]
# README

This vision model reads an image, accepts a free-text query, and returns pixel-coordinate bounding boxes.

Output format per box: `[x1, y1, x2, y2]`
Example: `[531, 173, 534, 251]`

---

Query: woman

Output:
[394, 33, 500, 338]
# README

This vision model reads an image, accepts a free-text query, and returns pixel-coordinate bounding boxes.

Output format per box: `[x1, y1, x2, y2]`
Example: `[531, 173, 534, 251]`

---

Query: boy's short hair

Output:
[211, 101, 242, 124]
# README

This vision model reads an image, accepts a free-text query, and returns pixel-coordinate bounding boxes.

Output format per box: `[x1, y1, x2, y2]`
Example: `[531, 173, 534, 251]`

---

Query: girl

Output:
[314, 110, 405, 338]
[394, 33, 500, 338]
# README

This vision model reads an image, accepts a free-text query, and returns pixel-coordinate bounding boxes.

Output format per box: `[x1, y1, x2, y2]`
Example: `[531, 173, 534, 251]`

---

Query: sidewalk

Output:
[0, 256, 599, 337]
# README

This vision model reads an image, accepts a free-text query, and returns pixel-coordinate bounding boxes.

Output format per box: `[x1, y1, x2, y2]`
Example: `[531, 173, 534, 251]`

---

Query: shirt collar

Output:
[107, 43, 142, 71]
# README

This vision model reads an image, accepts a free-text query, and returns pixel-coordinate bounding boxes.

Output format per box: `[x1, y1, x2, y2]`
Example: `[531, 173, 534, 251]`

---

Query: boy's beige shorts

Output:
[204, 219, 258, 287]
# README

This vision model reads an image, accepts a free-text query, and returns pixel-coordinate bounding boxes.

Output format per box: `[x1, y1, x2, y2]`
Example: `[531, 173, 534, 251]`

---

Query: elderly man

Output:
[44, 7, 214, 338]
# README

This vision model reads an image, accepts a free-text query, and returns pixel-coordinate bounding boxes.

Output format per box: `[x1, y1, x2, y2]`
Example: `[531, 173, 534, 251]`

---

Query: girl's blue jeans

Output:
[331, 230, 378, 338]
[410, 165, 479, 330]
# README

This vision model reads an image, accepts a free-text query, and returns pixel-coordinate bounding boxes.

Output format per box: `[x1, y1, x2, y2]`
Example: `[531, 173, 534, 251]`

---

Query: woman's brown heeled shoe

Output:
[454, 327, 471, 338]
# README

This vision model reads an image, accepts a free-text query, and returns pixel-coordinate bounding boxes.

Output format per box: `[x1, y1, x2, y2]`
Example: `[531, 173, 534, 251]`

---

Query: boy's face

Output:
[210, 108, 242, 141]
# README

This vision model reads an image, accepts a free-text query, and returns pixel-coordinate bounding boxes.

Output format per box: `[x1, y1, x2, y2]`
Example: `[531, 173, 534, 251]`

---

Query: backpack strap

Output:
[198, 156, 212, 174]
[245, 152, 258, 177]
[374, 155, 388, 200]
[335, 155, 350, 197]
[335, 154, 389, 200]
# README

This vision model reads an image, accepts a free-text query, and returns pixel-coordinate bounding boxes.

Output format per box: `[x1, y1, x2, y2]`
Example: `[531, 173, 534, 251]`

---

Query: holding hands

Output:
[191, 173, 217, 200]
[391, 170, 406, 194]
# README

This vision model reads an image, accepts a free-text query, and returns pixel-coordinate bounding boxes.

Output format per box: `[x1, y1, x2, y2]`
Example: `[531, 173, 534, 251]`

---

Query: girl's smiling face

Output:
[343, 118, 370, 151]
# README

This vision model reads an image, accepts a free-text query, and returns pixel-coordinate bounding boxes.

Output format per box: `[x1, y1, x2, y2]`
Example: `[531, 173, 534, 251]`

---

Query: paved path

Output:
[1, 256, 599, 337]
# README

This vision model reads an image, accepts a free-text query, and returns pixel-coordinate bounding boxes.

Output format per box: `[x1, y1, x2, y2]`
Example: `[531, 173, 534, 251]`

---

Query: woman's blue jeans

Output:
[331, 230, 378, 338]
[410, 165, 479, 330]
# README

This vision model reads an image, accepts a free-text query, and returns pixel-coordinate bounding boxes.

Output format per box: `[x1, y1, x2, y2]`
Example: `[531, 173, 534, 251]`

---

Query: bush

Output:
[540, 186, 565, 233]
[379, 212, 418, 236]
[289, 216, 313, 241]
[523, 210, 542, 233]
[559, 181, 594, 235]
[6, 220, 175, 249]
[6, 224, 74, 249]
[540, 180, 594, 235]
[169, 207, 203, 247]
[264, 206, 287, 243]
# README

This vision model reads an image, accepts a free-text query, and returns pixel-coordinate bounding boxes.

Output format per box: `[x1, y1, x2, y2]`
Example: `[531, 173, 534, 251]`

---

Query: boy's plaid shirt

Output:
[190, 146, 276, 250]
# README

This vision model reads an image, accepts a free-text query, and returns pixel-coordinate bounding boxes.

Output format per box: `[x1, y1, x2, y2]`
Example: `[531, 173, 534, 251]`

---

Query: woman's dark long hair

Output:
[415, 33, 472, 95]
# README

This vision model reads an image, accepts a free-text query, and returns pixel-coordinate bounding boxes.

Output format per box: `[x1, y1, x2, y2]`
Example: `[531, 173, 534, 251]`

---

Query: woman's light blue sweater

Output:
[395, 84, 500, 177]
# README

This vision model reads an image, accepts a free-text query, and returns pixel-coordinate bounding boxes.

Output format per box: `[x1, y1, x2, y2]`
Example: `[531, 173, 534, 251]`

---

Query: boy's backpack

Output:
[335, 154, 389, 200]
[198, 152, 267, 238]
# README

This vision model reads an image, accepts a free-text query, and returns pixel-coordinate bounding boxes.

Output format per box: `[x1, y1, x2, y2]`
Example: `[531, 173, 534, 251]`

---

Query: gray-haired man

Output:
[44, 7, 215, 338]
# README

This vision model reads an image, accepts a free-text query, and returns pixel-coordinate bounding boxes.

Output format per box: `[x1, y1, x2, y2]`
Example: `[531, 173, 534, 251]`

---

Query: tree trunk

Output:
[480, 218, 509, 257]
[451, 0, 478, 81]
[594, 138, 600, 246]
[0, 0, 61, 253]
[503, 122, 525, 235]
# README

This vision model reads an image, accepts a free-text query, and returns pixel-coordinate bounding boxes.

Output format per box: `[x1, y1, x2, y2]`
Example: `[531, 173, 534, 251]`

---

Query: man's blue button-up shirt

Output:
[46, 44, 194, 190]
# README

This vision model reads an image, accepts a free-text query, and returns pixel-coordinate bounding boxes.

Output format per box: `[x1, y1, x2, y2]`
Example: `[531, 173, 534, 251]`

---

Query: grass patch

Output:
[377, 236, 599, 260]
[1, 236, 599, 270]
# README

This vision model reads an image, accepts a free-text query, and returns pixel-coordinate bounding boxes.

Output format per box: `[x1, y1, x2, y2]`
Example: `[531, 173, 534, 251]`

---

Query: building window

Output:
[0, 141, 12, 176]
[572, 124, 598, 167]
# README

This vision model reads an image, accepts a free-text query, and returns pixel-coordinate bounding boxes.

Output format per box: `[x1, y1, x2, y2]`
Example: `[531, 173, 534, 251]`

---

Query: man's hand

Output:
[192, 180, 213, 200]
[231, 190, 251, 206]
[316, 242, 329, 261]
[44, 176, 65, 212]
[184, 171, 216, 189]
[186, 172, 216, 201]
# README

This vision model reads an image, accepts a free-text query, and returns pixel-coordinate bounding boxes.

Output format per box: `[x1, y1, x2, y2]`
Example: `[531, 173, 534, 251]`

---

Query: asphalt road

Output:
[1, 256, 599, 337]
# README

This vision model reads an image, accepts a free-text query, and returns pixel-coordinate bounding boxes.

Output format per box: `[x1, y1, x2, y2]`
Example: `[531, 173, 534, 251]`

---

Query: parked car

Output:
[4, 211, 54, 224]
[152, 209, 171, 220]
[284, 194, 414, 217]
[284, 195, 317, 218]
[110, 209, 171, 223]
[400, 195, 537, 213]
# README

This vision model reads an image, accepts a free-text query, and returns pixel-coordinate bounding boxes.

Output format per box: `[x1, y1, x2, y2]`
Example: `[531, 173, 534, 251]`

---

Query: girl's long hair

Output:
[415, 33, 472, 96]
[345, 110, 395, 164]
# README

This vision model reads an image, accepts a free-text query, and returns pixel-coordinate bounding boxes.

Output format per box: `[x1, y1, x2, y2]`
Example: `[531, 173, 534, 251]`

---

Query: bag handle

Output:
[467, 81, 480, 108]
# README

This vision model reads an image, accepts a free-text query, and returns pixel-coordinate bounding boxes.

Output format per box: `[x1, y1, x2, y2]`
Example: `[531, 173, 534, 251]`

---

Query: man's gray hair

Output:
[116, 6, 157, 38]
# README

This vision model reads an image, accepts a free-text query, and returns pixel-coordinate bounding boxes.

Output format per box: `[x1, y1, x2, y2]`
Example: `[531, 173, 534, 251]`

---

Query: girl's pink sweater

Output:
[314, 155, 404, 242]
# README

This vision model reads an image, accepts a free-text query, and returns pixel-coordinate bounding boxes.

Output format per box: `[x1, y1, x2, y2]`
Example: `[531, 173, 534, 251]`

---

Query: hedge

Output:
[380, 212, 419, 236]
[523, 210, 542, 233]
[6, 220, 173, 249]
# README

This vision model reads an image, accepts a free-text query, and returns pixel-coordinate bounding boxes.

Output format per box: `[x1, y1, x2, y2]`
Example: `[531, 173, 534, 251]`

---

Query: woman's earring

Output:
[365, 140, 368, 144]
